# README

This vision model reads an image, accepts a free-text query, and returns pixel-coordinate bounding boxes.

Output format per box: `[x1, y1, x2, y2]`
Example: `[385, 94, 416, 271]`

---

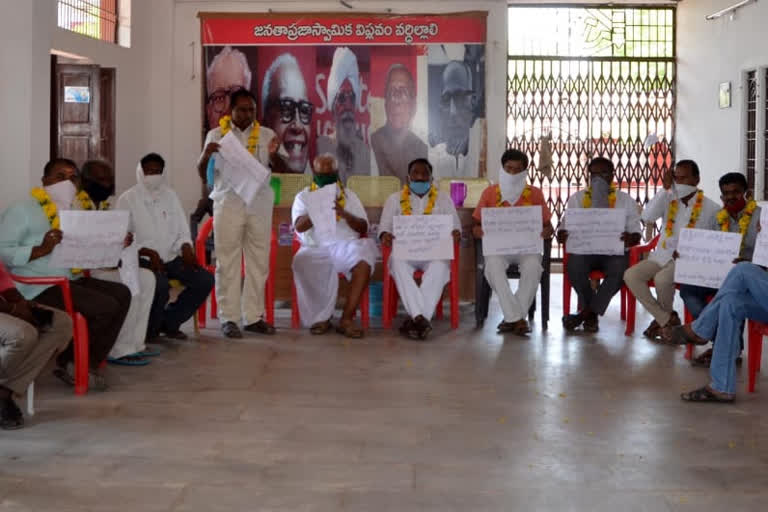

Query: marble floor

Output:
[1, 274, 767, 511]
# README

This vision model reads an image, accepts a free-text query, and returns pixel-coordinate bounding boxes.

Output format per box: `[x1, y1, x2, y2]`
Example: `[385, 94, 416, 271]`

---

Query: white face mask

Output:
[44, 180, 77, 210]
[674, 183, 698, 199]
[142, 174, 163, 191]
[499, 168, 527, 204]
[590, 176, 611, 208]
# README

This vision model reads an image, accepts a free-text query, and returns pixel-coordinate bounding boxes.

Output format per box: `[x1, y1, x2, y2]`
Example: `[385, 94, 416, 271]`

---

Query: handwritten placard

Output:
[565, 208, 625, 256]
[217, 131, 269, 206]
[751, 206, 768, 267]
[50, 210, 129, 269]
[674, 228, 742, 288]
[392, 214, 453, 261]
[481, 206, 543, 256]
[305, 183, 337, 243]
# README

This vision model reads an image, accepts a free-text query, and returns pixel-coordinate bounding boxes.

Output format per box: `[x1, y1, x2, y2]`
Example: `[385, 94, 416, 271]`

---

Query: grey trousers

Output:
[566, 254, 628, 316]
[0, 308, 72, 395]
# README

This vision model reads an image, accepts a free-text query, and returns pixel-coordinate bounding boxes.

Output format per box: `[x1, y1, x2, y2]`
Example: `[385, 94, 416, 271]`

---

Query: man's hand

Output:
[733, 257, 749, 264]
[41, 229, 63, 253]
[203, 142, 221, 159]
[662, 168, 674, 190]
[268, 136, 280, 156]
[140, 247, 164, 273]
[621, 231, 641, 248]
[181, 244, 198, 270]
[672, 250, 679, 260]
[541, 223, 554, 239]
[556, 230, 569, 244]
[124, 232, 134, 248]
[380, 232, 394, 248]
[452, 229, 461, 244]
[472, 225, 484, 239]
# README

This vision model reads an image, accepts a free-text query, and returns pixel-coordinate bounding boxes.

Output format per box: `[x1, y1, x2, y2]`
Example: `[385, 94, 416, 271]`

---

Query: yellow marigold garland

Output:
[310, 180, 346, 221]
[400, 184, 438, 215]
[662, 190, 704, 249]
[29, 187, 81, 273]
[581, 183, 617, 208]
[77, 191, 110, 211]
[716, 199, 757, 251]
[495, 184, 532, 207]
[219, 115, 260, 154]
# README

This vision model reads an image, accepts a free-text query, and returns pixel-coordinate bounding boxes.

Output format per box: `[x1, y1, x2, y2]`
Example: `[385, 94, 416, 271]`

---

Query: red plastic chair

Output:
[381, 240, 459, 329]
[195, 217, 276, 328]
[562, 247, 627, 322]
[747, 320, 765, 392]
[10, 275, 90, 395]
[290, 235, 369, 329]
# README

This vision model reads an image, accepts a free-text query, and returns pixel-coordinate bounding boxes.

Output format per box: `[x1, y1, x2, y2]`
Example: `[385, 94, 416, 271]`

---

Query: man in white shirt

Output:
[623, 160, 719, 340]
[118, 154, 214, 341]
[197, 89, 280, 338]
[557, 158, 642, 333]
[378, 158, 460, 339]
[291, 154, 377, 338]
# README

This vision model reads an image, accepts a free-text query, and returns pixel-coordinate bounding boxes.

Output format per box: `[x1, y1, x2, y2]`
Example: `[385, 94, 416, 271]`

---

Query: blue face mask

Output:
[409, 180, 431, 196]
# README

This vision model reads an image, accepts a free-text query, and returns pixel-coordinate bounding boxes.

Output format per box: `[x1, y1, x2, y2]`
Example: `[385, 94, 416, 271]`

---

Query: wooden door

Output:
[54, 64, 101, 168]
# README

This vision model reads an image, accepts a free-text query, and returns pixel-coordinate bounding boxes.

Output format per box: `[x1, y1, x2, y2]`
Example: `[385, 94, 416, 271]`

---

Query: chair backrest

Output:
[438, 178, 490, 208]
[347, 175, 402, 207]
[272, 173, 312, 206]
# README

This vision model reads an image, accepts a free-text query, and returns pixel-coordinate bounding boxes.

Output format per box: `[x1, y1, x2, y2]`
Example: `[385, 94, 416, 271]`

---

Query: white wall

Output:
[676, 0, 768, 200]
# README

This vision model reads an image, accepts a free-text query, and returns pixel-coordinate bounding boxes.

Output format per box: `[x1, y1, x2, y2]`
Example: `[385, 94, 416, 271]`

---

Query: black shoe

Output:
[414, 315, 432, 340]
[243, 320, 276, 335]
[221, 321, 243, 339]
[1, 397, 24, 430]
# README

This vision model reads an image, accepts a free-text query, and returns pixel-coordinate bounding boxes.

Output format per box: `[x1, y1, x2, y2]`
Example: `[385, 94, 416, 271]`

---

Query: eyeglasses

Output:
[335, 91, 356, 107]
[386, 86, 413, 103]
[270, 98, 314, 125]
[207, 86, 245, 105]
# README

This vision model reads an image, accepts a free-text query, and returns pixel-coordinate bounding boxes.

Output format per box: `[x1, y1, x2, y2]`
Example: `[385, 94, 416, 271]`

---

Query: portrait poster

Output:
[200, 12, 488, 183]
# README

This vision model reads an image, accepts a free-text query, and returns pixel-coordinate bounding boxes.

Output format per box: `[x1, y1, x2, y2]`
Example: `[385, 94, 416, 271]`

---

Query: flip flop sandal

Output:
[643, 321, 660, 338]
[680, 386, 734, 403]
[667, 326, 709, 346]
[53, 367, 75, 387]
[107, 355, 150, 367]
[134, 348, 161, 357]
[336, 324, 364, 339]
[310, 320, 333, 335]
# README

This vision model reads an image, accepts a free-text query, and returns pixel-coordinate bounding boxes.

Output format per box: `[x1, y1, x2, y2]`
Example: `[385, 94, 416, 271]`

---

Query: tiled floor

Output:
[1, 274, 767, 511]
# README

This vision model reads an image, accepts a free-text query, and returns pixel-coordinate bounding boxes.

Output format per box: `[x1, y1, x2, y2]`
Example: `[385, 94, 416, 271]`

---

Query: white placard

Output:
[50, 211, 129, 269]
[481, 206, 543, 256]
[305, 183, 337, 243]
[674, 228, 742, 289]
[565, 208, 625, 256]
[392, 214, 453, 261]
[118, 244, 141, 296]
[216, 131, 269, 206]
[751, 207, 768, 267]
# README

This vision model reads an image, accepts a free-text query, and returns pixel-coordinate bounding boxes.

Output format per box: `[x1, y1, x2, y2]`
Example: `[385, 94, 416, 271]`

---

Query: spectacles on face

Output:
[335, 91, 356, 107]
[386, 86, 412, 103]
[207, 86, 245, 105]
[270, 98, 314, 125]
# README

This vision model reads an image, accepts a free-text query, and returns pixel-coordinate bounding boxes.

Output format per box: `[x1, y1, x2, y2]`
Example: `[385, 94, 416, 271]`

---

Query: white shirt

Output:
[379, 188, 461, 236]
[564, 189, 642, 234]
[641, 188, 720, 265]
[117, 185, 192, 263]
[291, 186, 368, 247]
[200, 122, 277, 213]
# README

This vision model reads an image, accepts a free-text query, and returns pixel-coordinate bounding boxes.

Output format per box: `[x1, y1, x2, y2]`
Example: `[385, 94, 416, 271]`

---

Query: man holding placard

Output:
[557, 158, 641, 332]
[623, 160, 720, 340]
[197, 89, 280, 339]
[0, 158, 131, 390]
[379, 159, 460, 339]
[291, 154, 377, 338]
[473, 149, 554, 336]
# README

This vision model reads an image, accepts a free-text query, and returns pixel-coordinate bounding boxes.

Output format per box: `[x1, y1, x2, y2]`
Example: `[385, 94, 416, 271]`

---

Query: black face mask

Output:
[84, 181, 114, 204]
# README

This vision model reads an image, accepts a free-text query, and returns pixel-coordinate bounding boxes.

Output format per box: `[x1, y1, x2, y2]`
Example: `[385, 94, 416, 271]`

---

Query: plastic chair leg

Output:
[361, 286, 370, 329]
[436, 297, 444, 320]
[625, 292, 636, 336]
[748, 324, 760, 392]
[620, 287, 626, 321]
[73, 313, 90, 396]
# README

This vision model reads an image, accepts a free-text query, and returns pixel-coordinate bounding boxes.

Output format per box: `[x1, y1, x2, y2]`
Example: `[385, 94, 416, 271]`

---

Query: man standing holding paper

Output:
[472, 149, 554, 336]
[198, 89, 280, 339]
[557, 158, 641, 332]
[291, 154, 377, 338]
[0, 158, 131, 390]
[623, 160, 719, 340]
[379, 159, 460, 339]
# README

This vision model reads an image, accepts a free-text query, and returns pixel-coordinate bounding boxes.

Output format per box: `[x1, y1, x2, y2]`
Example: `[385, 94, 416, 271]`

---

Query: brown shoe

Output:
[244, 320, 276, 335]
[643, 320, 661, 340]
[414, 315, 432, 340]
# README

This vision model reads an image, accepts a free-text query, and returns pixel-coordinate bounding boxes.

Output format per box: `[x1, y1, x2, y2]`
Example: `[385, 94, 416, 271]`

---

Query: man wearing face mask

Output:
[0, 158, 132, 391]
[624, 160, 720, 340]
[79, 160, 158, 366]
[378, 158, 460, 339]
[557, 157, 642, 333]
[118, 153, 214, 342]
[291, 154, 377, 338]
[472, 149, 555, 336]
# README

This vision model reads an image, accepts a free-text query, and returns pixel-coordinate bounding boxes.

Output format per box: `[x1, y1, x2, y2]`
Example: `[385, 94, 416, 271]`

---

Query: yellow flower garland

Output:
[310, 180, 346, 221]
[219, 115, 260, 154]
[29, 187, 81, 273]
[581, 183, 617, 208]
[716, 199, 757, 251]
[77, 191, 110, 211]
[400, 184, 438, 215]
[495, 184, 532, 207]
[662, 190, 704, 249]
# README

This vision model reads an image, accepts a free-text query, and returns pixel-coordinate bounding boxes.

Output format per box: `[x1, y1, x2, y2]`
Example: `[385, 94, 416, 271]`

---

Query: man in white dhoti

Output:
[197, 89, 280, 338]
[79, 160, 158, 366]
[379, 158, 460, 340]
[291, 154, 377, 338]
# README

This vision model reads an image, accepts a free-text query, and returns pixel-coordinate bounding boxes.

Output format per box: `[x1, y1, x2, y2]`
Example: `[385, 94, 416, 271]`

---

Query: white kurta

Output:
[379, 189, 460, 320]
[291, 186, 377, 326]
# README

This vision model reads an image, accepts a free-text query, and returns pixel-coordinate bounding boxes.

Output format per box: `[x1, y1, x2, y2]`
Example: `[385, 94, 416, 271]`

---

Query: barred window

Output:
[57, 0, 118, 44]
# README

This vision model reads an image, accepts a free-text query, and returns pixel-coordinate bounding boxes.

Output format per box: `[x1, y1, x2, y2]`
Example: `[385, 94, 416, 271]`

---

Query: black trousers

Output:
[566, 253, 628, 316]
[35, 277, 131, 368]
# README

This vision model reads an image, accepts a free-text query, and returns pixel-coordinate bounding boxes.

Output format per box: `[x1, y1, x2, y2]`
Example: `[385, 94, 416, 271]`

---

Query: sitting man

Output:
[672, 172, 759, 366]
[79, 160, 158, 365]
[667, 263, 768, 403]
[379, 158, 461, 339]
[557, 157, 641, 332]
[0, 158, 131, 390]
[291, 153, 377, 338]
[472, 149, 554, 335]
[1, 260, 72, 429]
[117, 153, 214, 341]
[624, 160, 719, 340]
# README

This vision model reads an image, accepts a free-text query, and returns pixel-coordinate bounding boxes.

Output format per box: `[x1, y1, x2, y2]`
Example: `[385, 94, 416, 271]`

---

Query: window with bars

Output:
[745, 70, 757, 194]
[507, 6, 676, 256]
[57, 0, 118, 44]
[764, 68, 768, 199]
